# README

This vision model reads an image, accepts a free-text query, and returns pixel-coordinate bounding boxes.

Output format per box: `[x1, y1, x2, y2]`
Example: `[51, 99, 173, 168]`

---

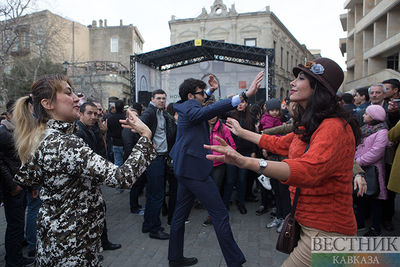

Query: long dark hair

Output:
[228, 103, 255, 132]
[205, 99, 224, 135]
[292, 73, 361, 145]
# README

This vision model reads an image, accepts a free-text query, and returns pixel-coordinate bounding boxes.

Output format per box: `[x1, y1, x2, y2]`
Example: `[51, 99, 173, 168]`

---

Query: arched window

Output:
[140, 76, 148, 91]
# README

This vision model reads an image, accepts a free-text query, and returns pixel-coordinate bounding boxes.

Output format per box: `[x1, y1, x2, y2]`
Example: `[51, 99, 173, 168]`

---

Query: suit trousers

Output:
[168, 175, 245, 267]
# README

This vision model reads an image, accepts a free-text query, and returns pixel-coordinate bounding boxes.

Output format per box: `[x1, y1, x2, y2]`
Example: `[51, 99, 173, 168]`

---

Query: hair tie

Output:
[26, 94, 33, 104]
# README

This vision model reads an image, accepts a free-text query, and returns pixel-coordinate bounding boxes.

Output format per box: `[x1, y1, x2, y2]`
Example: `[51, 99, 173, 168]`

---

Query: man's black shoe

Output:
[23, 257, 35, 266]
[102, 242, 122, 250]
[237, 203, 247, 214]
[98, 255, 104, 261]
[149, 230, 170, 240]
[169, 257, 198, 267]
[142, 226, 165, 233]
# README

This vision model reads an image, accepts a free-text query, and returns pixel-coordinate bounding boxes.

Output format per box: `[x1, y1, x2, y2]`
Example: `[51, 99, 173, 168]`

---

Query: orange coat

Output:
[259, 118, 357, 235]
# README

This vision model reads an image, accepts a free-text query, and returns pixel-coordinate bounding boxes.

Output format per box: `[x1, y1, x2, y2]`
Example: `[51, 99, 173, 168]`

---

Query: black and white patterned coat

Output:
[15, 120, 156, 266]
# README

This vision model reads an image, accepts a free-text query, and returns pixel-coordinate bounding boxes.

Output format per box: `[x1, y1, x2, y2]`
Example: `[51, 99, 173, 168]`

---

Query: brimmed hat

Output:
[293, 57, 344, 95]
[366, 105, 386, 122]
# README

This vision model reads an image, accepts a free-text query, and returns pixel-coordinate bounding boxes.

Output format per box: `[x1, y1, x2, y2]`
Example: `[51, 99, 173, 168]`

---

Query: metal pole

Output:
[265, 55, 269, 102]
[135, 61, 138, 103]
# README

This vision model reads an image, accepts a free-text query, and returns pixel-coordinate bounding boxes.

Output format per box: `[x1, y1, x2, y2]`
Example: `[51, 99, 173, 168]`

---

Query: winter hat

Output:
[266, 98, 281, 111]
[293, 57, 344, 95]
[365, 105, 386, 122]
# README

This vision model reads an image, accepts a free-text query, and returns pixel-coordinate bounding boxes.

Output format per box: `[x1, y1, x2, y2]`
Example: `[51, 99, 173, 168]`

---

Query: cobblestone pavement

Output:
[1, 186, 399, 267]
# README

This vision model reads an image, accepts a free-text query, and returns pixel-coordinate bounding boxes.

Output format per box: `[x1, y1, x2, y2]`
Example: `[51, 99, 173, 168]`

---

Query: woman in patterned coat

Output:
[13, 74, 157, 266]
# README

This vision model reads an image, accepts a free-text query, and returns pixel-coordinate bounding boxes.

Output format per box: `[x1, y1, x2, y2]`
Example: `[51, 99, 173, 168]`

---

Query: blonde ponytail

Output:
[13, 96, 47, 163]
[13, 74, 73, 163]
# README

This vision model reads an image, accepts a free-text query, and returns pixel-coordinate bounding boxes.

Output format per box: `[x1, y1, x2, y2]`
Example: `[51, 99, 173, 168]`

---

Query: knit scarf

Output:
[361, 122, 387, 139]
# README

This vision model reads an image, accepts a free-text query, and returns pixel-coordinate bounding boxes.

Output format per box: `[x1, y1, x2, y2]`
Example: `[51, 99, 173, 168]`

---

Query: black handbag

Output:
[363, 165, 380, 197]
[276, 144, 309, 254]
[276, 188, 301, 254]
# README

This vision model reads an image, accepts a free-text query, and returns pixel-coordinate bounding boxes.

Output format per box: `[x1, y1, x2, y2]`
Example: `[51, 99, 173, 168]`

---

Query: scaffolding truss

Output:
[130, 39, 274, 103]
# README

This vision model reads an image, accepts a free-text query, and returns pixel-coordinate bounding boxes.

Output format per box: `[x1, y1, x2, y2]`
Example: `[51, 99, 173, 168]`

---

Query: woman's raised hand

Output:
[208, 74, 219, 93]
[120, 109, 152, 140]
[204, 136, 246, 168]
[226, 118, 243, 137]
[246, 71, 264, 98]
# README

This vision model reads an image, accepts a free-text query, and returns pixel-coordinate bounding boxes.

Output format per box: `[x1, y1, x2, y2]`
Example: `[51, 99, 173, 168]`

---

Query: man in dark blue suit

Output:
[168, 71, 264, 267]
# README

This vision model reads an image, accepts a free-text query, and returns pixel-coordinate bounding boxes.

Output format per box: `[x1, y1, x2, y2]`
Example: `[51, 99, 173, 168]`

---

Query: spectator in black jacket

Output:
[76, 102, 106, 158]
[0, 100, 34, 266]
[75, 101, 122, 252]
[107, 100, 125, 166]
[122, 103, 146, 215]
[342, 93, 357, 113]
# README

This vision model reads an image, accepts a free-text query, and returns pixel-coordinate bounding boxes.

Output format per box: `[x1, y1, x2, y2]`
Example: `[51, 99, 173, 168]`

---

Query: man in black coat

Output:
[106, 100, 126, 166]
[136, 89, 177, 240]
[75, 101, 121, 251]
[0, 100, 34, 266]
[122, 103, 147, 215]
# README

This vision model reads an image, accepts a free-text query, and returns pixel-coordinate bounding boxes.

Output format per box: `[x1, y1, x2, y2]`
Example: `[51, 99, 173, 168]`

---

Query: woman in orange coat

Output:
[205, 58, 361, 267]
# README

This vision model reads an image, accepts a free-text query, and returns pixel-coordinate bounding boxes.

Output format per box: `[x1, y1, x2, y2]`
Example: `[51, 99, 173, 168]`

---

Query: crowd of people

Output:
[0, 57, 399, 267]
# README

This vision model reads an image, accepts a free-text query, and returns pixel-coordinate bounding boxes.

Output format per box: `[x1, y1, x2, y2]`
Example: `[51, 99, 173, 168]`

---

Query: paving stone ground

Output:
[1, 186, 399, 267]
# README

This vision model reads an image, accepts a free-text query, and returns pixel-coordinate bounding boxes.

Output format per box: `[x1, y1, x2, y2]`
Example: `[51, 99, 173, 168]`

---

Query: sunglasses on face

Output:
[193, 90, 205, 96]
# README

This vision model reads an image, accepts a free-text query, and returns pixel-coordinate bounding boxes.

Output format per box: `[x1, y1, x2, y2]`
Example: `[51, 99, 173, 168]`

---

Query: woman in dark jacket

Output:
[223, 99, 258, 214]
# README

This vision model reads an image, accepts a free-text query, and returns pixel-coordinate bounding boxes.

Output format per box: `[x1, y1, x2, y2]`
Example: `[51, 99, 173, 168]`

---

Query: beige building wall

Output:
[90, 20, 144, 68]
[169, 0, 315, 98]
[340, 0, 400, 91]
[13, 10, 90, 64]
[8, 10, 144, 107]
[70, 74, 130, 108]
[13, 10, 144, 66]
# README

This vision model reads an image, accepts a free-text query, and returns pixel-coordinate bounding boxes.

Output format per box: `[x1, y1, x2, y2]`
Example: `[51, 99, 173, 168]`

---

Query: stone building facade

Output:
[168, 0, 315, 99]
[340, 0, 400, 91]
[5, 10, 144, 107]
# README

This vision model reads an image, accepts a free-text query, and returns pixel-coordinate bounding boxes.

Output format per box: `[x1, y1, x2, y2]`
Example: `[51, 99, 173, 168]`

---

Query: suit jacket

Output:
[170, 98, 235, 180]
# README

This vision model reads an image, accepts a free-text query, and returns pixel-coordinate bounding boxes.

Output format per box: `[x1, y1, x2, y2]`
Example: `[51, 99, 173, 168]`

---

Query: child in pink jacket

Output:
[259, 98, 282, 131]
[260, 98, 290, 233]
[355, 104, 389, 236]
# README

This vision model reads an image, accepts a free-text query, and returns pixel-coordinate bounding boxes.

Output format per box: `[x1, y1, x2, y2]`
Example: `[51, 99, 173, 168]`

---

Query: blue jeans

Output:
[25, 190, 42, 252]
[223, 162, 249, 206]
[112, 146, 124, 167]
[130, 173, 146, 212]
[4, 190, 25, 267]
[143, 155, 166, 233]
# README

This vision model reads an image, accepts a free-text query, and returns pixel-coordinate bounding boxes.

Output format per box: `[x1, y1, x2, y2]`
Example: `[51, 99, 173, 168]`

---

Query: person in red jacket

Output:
[205, 58, 361, 267]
